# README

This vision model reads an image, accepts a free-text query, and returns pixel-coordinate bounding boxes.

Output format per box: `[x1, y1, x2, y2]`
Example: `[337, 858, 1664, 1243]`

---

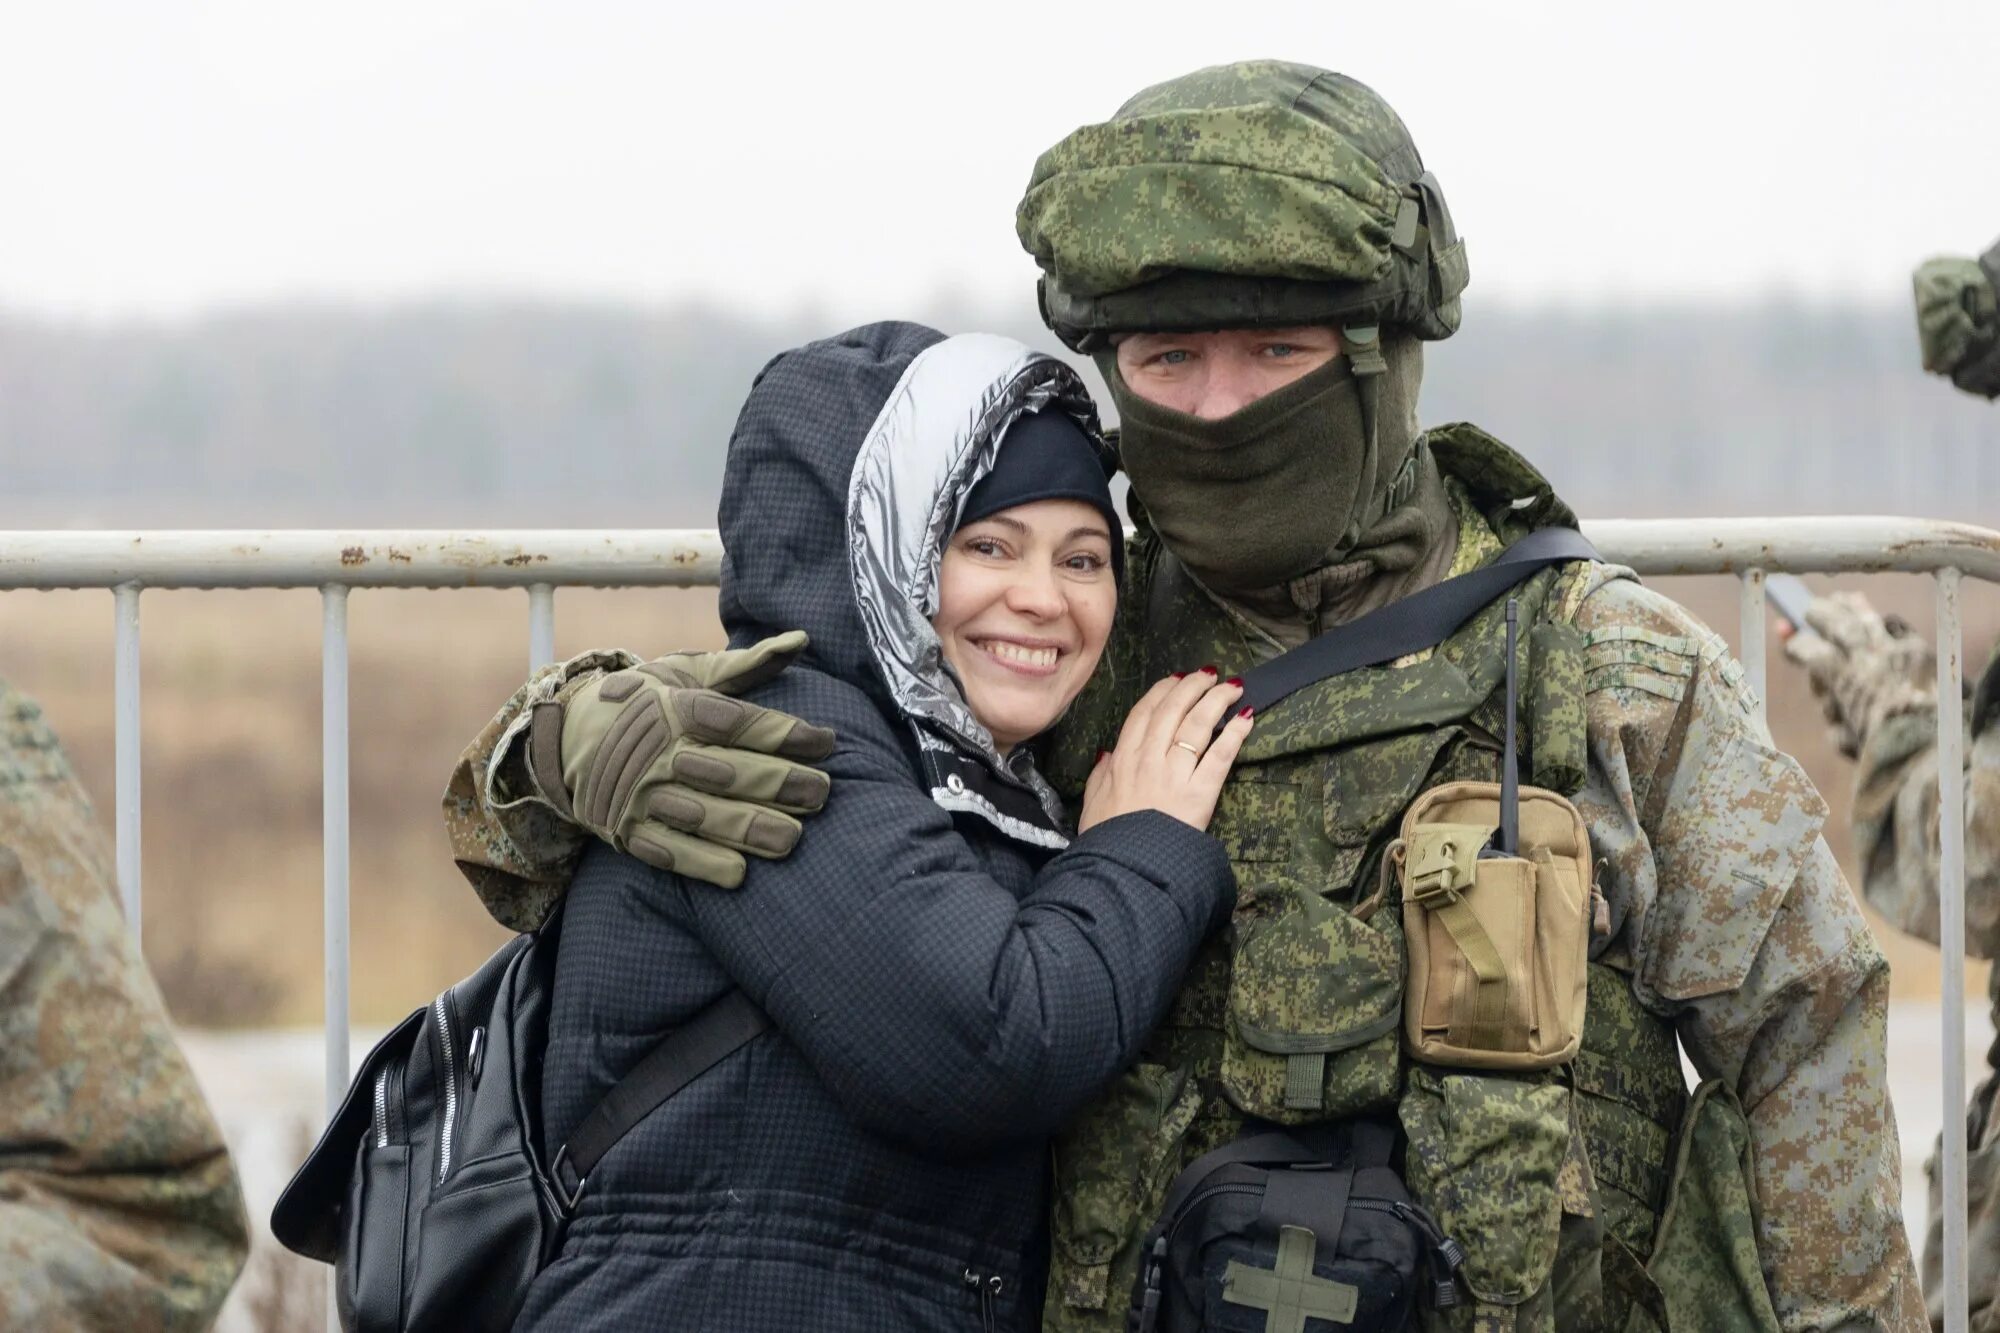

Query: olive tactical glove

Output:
[527, 631, 835, 888]
[1913, 244, 2000, 399]
[1782, 592, 1936, 759]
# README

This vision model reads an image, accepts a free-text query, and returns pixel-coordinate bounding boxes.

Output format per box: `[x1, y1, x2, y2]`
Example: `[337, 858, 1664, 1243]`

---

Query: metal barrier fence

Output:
[3, 516, 1997, 1331]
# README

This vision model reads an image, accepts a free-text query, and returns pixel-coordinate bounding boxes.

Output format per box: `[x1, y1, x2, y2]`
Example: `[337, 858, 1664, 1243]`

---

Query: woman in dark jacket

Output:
[521, 322, 1249, 1331]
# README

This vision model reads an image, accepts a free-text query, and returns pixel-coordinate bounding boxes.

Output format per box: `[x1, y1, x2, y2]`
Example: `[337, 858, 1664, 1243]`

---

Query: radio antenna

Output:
[1500, 598, 1520, 856]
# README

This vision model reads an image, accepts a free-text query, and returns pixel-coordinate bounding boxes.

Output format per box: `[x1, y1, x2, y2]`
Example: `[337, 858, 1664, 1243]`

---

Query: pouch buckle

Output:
[1404, 825, 1487, 908]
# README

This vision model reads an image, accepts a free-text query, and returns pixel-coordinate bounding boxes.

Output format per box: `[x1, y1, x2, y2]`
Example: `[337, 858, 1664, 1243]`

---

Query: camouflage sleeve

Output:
[1572, 577, 1924, 1332]
[1848, 645, 2000, 956]
[442, 648, 638, 931]
[0, 679, 248, 1330]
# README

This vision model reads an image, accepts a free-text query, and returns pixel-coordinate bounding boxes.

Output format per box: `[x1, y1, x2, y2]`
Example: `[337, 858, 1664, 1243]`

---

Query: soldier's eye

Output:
[1157, 349, 1191, 366]
[1264, 343, 1298, 358]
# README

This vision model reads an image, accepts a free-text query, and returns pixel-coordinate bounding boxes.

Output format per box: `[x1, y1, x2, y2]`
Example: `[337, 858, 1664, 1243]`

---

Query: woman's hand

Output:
[1077, 668, 1254, 834]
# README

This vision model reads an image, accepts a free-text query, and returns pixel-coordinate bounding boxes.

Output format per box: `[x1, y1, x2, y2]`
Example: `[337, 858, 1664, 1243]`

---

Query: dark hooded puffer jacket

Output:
[518, 322, 1236, 1332]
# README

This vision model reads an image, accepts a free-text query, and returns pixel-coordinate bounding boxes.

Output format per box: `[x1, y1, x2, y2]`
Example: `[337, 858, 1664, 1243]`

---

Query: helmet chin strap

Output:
[1339, 324, 1388, 551]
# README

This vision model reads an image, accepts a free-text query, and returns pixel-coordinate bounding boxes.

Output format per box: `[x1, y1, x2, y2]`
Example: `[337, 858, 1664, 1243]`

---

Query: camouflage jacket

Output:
[443, 488, 1921, 1332]
[1849, 643, 2000, 963]
[1560, 569, 1919, 1330]
[0, 678, 248, 1329]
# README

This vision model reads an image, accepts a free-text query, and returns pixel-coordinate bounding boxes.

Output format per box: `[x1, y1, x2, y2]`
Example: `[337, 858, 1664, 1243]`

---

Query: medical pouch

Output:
[1395, 781, 1591, 1071]
[1221, 882, 1406, 1122]
[1128, 1120, 1463, 1333]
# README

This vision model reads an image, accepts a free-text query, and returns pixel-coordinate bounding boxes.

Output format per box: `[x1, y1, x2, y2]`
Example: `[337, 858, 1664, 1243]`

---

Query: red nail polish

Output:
[1200, 664, 1219, 675]
[1225, 676, 1244, 688]
[1172, 671, 1186, 679]
[1238, 706, 1255, 719]
[1095, 749, 1109, 763]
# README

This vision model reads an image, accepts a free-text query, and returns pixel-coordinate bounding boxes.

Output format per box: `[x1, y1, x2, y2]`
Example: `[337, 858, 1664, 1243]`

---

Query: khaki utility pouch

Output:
[1394, 780, 1591, 1070]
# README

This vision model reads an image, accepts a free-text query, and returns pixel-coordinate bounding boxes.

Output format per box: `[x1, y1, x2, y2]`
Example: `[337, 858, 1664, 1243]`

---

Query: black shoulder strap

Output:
[550, 988, 770, 1213]
[1233, 526, 1601, 717]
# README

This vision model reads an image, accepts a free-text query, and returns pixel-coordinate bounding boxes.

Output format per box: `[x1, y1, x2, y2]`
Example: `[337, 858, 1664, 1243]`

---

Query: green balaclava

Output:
[1094, 331, 1427, 594]
[1017, 61, 1468, 597]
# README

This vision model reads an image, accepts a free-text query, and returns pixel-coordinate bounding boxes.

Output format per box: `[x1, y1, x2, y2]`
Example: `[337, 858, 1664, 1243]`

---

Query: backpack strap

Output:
[1232, 526, 1602, 718]
[549, 987, 770, 1214]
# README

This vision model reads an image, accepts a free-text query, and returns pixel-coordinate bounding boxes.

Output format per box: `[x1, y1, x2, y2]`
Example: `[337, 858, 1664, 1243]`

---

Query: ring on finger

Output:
[1171, 739, 1202, 757]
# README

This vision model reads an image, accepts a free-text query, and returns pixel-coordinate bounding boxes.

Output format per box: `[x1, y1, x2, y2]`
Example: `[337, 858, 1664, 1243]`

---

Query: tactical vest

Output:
[1042, 427, 1745, 1333]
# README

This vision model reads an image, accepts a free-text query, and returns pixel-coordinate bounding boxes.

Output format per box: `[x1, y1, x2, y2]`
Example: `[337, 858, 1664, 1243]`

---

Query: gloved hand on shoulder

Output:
[529, 630, 835, 888]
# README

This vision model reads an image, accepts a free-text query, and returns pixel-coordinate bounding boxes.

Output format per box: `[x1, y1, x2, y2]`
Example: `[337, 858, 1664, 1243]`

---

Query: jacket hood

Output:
[717, 321, 1109, 846]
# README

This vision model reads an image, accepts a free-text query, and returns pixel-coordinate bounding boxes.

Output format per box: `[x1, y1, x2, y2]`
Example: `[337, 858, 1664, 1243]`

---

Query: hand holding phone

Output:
[1765, 573, 1814, 638]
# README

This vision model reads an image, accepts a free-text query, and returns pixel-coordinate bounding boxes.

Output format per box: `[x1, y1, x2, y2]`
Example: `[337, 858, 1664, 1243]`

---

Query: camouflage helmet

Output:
[1912, 239, 2000, 400]
[1016, 61, 1468, 353]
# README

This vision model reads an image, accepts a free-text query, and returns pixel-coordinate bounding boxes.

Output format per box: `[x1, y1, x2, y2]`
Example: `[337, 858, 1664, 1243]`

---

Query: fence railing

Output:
[3, 516, 1995, 1332]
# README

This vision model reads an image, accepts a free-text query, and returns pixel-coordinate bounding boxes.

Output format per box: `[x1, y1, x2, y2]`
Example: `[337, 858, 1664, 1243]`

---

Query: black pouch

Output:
[1128, 1119, 1464, 1333]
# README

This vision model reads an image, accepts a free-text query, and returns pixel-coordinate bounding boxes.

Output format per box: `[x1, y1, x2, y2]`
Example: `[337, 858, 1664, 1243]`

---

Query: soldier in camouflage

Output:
[444, 63, 1922, 1330]
[1913, 239, 2000, 401]
[0, 675, 248, 1328]
[1783, 236, 2000, 1331]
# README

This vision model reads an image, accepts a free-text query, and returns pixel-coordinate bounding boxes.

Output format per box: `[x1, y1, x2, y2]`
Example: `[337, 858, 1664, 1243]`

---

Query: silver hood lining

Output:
[845, 332, 1105, 838]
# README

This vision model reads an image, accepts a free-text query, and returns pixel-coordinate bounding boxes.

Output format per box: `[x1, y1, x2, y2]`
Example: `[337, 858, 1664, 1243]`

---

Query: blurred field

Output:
[0, 583, 725, 1025]
[0, 563, 1995, 1028]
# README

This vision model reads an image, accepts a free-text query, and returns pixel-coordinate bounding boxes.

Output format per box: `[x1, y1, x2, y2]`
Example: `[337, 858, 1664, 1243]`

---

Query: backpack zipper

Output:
[370, 1057, 407, 1149]
[372, 1068, 390, 1148]
[434, 994, 460, 1181]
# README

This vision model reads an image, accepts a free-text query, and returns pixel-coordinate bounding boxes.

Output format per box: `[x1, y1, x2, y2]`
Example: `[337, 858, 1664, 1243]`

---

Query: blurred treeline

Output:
[1, 295, 1997, 1031]
[3, 295, 1995, 528]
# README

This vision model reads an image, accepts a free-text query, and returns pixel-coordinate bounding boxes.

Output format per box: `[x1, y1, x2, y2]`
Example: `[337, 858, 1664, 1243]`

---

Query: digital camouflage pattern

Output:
[1018, 61, 1467, 352]
[1637, 1080, 1784, 1332]
[441, 429, 1923, 1330]
[443, 648, 639, 931]
[1822, 616, 2000, 1331]
[0, 675, 247, 1329]
[1565, 570, 1918, 1332]
[1031, 429, 1919, 1332]
[1021, 94, 1400, 296]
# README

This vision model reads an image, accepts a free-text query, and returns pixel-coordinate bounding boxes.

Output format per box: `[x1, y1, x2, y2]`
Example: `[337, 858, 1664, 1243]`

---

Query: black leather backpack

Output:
[271, 911, 768, 1331]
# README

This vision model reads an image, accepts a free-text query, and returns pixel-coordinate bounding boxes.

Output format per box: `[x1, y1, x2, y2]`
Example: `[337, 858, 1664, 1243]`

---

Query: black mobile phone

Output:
[1765, 573, 1814, 634]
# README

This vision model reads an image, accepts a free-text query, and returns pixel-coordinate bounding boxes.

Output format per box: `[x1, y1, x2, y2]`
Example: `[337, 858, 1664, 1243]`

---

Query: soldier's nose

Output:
[1190, 363, 1260, 419]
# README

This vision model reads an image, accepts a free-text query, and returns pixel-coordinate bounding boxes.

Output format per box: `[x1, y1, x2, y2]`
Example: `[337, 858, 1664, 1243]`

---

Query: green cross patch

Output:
[1222, 1225, 1358, 1331]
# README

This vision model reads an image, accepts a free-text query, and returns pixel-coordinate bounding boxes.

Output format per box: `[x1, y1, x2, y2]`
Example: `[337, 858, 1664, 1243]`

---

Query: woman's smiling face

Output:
[932, 498, 1117, 753]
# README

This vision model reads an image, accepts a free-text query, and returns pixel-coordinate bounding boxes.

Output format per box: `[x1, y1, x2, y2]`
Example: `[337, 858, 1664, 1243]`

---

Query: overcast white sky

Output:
[0, 0, 1993, 323]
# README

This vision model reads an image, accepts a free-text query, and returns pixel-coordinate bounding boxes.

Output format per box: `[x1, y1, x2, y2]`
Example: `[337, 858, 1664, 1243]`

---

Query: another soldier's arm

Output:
[0, 682, 248, 1330]
[1850, 649, 2000, 955]
[1575, 580, 1923, 1331]
[445, 648, 640, 930]
[1781, 594, 2000, 953]
[445, 633, 834, 931]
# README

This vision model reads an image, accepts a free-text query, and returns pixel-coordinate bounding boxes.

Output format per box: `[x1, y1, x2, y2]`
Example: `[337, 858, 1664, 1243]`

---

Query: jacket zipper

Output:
[434, 994, 460, 1181]
[962, 1269, 1002, 1331]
